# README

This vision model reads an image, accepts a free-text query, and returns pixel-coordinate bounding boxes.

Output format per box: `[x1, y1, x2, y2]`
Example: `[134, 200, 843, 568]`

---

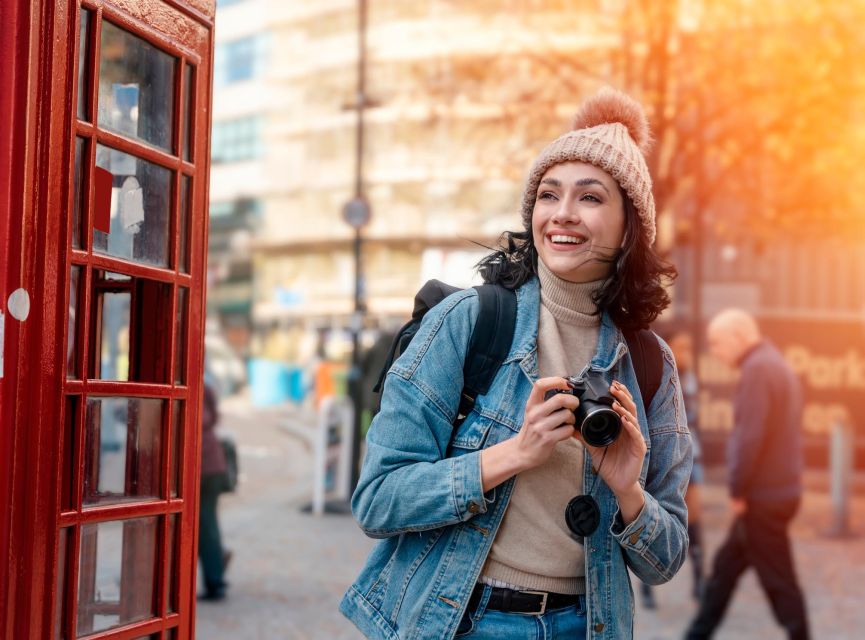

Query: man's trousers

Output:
[685, 498, 809, 640]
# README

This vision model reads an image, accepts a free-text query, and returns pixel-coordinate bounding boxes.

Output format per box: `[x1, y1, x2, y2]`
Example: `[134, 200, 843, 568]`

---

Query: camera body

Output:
[545, 372, 621, 447]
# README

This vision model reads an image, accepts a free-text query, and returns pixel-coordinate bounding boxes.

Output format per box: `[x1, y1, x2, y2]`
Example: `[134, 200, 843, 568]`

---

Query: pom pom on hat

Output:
[571, 86, 652, 154]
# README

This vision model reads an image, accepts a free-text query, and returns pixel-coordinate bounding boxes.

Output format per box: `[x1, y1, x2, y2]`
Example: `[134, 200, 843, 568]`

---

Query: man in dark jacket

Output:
[686, 309, 809, 640]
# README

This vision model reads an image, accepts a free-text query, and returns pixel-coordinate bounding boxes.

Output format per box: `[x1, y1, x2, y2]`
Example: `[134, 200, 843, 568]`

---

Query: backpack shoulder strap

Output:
[456, 284, 517, 423]
[623, 329, 664, 414]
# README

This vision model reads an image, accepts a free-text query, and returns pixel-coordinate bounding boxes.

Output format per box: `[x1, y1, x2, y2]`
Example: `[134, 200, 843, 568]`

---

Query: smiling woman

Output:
[341, 88, 692, 640]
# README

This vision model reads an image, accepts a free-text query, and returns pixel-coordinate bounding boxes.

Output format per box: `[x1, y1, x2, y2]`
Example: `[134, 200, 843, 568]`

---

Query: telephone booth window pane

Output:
[72, 138, 84, 248]
[54, 528, 70, 640]
[67, 266, 82, 378]
[182, 65, 193, 162]
[174, 288, 187, 384]
[98, 21, 175, 151]
[170, 401, 183, 498]
[93, 145, 171, 268]
[83, 397, 164, 506]
[76, 517, 158, 636]
[90, 272, 173, 383]
[77, 10, 91, 121]
[178, 176, 190, 273]
[165, 514, 178, 613]
[96, 290, 131, 382]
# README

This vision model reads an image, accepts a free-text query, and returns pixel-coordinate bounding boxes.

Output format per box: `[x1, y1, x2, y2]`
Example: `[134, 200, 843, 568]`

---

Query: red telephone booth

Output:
[1, 1, 215, 638]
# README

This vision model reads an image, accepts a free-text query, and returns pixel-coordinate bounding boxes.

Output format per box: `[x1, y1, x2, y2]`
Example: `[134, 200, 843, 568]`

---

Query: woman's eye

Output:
[538, 191, 557, 201]
[581, 193, 601, 203]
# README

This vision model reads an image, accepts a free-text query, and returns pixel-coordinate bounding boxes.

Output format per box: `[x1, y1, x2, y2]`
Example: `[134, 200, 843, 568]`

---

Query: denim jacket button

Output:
[467, 501, 480, 514]
[594, 622, 605, 632]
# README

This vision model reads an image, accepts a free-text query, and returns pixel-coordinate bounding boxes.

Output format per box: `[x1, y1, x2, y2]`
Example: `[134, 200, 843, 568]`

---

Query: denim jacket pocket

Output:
[449, 413, 494, 451]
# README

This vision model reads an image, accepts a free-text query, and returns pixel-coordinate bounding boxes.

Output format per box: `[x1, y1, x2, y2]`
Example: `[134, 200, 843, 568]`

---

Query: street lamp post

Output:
[345, 0, 370, 494]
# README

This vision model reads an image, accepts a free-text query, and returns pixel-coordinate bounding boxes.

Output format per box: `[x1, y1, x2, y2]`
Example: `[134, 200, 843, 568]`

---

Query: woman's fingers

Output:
[616, 402, 647, 450]
[610, 380, 638, 415]
[529, 377, 572, 405]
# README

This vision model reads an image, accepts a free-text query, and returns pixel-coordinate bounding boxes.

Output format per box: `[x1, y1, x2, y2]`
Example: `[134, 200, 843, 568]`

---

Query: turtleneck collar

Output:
[537, 259, 604, 327]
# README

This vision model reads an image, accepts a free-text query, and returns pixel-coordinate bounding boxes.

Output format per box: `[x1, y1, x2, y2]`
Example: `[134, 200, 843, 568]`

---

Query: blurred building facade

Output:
[210, 0, 618, 365]
[208, 0, 865, 453]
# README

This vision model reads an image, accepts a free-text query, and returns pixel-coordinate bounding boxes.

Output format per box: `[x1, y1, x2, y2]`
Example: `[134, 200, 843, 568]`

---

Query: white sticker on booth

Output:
[7, 288, 30, 321]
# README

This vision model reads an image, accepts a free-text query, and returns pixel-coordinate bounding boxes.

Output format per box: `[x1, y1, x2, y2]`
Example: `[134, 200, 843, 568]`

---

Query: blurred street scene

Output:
[199, 0, 865, 638]
[195, 396, 865, 639]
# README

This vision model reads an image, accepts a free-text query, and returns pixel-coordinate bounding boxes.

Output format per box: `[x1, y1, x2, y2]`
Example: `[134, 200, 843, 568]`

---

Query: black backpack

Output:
[372, 279, 663, 425]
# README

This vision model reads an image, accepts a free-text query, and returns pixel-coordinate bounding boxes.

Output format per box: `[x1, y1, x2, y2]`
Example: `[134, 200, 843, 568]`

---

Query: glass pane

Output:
[62, 397, 78, 511]
[98, 21, 175, 150]
[174, 289, 187, 384]
[67, 266, 82, 378]
[77, 10, 90, 121]
[165, 514, 178, 614]
[72, 138, 84, 248]
[77, 517, 158, 636]
[93, 145, 171, 267]
[83, 397, 164, 506]
[90, 271, 173, 383]
[182, 65, 193, 162]
[96, 289, 131, 381]
[170, 401, 183, 498]
[178, 176, 190, 273]
[54, 528, 69, 640]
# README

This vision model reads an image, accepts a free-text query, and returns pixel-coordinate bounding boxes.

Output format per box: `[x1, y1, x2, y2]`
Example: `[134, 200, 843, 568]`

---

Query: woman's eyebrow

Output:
[574, 178, 611, 195]
[540, 177, 562, 187]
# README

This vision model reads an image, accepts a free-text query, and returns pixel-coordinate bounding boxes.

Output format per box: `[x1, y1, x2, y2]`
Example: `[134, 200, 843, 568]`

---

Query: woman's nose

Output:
[551, 195, 581, 225]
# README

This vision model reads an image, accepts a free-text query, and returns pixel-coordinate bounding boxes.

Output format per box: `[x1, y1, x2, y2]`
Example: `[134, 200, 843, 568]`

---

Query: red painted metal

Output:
[1, 1, 215, 638]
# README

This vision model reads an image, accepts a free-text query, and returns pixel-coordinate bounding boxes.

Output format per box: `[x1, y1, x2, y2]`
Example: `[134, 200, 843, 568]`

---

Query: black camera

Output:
[544, 373, 621, 447]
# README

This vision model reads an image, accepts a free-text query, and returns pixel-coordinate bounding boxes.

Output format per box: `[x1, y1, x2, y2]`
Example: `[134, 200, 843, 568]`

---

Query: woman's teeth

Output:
[550, 235, 586, 245]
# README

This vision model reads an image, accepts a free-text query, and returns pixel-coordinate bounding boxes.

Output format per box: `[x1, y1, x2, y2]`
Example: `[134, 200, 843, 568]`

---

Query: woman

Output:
[340, 88, 692, 639]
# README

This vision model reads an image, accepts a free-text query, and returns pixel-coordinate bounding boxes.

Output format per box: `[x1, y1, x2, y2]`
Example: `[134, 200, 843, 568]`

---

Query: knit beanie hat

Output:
[519, 87, 656, 245]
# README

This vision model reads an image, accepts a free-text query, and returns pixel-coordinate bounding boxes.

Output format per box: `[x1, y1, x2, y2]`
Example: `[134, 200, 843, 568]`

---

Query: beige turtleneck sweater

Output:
[480, 260, 603, 595]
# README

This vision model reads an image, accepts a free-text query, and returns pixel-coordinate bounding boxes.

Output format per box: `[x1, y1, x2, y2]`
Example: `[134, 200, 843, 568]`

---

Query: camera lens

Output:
[579, 407, 621, 447]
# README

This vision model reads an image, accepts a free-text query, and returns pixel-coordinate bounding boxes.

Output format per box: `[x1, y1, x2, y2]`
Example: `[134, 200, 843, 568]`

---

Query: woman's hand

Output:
[480, 377, 578, 492]
[578, 380, 647, 523]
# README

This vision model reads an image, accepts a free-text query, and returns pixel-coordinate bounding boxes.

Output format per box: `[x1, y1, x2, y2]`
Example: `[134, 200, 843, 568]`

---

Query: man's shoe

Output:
[197, 590, 226, 602]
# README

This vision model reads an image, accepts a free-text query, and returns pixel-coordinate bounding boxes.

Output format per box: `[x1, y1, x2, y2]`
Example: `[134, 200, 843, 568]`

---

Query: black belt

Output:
[468, 583, 582, 616]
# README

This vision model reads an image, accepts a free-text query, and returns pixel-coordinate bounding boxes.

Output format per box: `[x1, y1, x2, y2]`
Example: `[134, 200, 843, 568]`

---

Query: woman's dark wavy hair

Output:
[476, 192, 677, 331]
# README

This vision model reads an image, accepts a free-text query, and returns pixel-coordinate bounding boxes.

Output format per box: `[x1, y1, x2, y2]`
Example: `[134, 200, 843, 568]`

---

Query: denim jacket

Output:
[340, 277, 692, 640]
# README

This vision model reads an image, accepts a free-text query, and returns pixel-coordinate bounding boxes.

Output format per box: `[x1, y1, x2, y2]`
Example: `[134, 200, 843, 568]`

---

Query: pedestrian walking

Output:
[341, 88, 692, 640]
[685, 309, 809, 639]
[641, 329, 705, 609]
[198, 380, 230, 601]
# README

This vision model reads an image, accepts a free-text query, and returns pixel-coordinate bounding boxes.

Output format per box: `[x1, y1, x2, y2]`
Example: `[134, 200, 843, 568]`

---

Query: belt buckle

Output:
[517, 590, 548, 615]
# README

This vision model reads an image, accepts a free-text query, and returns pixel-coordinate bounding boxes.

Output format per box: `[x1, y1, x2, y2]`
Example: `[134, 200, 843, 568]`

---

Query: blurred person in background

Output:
[641, 329, 705, 609]
[685, 309, 808, 640]
[341, 88, 692, 640]
[198, 380, 231, 601]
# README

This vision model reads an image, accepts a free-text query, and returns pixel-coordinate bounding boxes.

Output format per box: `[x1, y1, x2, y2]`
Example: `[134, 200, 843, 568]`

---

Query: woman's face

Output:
[531, 161, 626, 283]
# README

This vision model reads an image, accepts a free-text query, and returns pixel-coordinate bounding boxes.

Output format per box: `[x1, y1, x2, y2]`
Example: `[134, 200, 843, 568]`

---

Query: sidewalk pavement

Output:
[196, 397, 865, 639]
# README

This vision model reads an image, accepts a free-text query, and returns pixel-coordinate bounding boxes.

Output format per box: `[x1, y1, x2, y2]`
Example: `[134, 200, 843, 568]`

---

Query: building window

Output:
[211, 117, 262, 163]
[215, 34, 269, 86]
